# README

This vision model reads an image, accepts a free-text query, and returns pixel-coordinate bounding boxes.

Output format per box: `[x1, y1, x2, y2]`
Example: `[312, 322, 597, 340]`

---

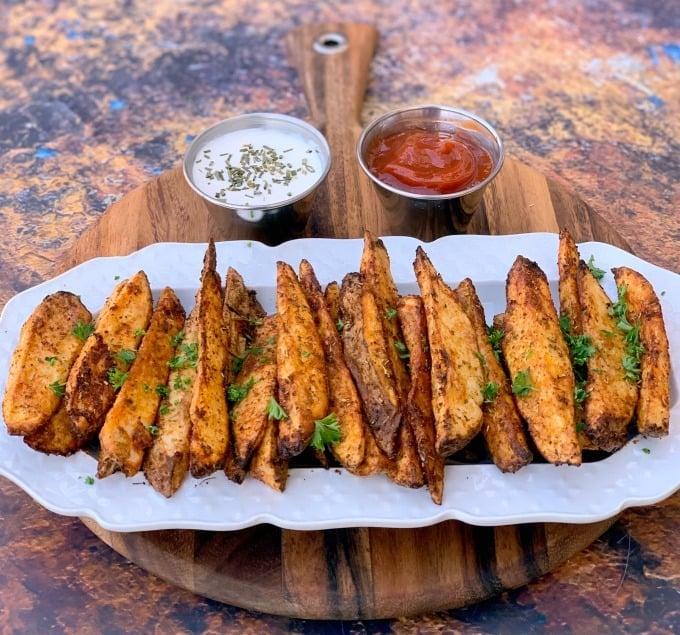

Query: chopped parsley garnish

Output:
[147, 424, 160, 436]
[171, 330, 185, 347]
[227, 376, 256, 404]
[115, 349, 137, 365]
[395, 341, 409, 360]
[482, 381, 499, 403]
[155, 384, 170, 399]
[44, 356, 57, 366]
[487, 326, 504, 361]
[83, 475, 95, 485]
[265, 397, 288, 420]
[511, 369, 535, 397]
[586, 255, 606, 281]
[49, 380, 66, 396]
[72, 321, 95, 341]
[336, 318, 345, 333]
[385, 307, 397, 321]
[310, 413, 342, 451]
[107, 367, 128, 390]
[609, 285, 643, 382]
[168, 342, 198, 370]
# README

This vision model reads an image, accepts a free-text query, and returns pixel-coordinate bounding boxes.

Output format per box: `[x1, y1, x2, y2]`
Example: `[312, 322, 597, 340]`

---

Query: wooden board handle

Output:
[285, 23, 387, 238]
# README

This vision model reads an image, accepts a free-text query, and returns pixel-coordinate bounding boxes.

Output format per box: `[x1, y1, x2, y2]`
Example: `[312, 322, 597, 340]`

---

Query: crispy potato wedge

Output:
[396, 295, 440, 499]
[502, 256, 581, 465]
[190, 243, 229, 477]
[558, 229, 583, 336]
[386, 416, 425, 488]
[223, 266, 266, 387]
[324, 280, 341, 327]
[299, 259, 366, 470]
[143, 307, 199, 497]
[66, 271, 152, 441]
[229, 316, 278, 469]
[360, 232, 410, 400]
[351, 424, 390, 476]
[98, 287, 186, 478]
[276, 261, 329, 459]
[413, 247, 485, 457]
[23, 402, 82, 456]
[339, 272, 401, 458]
[612, 266, 670, 438]
[578, 260, 638, 451]
[454, 278, 533, 473]
[3, 291, 92, 436]
[249, 416, 288, 492]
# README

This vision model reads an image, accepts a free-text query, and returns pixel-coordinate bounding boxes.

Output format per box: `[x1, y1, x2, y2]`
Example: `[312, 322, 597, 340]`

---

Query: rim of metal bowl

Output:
[356, 104, 505, 200]
[183, 112, 331, 211]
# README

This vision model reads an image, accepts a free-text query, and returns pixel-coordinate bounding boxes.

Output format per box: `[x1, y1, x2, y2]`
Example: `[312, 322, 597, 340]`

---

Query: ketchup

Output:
[365, 127, 493, 195]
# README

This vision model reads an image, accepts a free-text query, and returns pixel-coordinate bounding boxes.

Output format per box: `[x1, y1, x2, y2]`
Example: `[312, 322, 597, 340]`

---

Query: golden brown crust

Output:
[275, 260, 329, 460]
[502, 256, 581, 465]
[98, 286, 186, 478]
[612, 266, 670, 438]
[454, 278, 533, 473]
[413, 247, 484, 458]
[3, 291, 92, 436]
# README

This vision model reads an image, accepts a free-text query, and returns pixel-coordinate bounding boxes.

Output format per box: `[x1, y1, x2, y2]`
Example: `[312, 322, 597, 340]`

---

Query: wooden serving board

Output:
[57, 23, 632, 619]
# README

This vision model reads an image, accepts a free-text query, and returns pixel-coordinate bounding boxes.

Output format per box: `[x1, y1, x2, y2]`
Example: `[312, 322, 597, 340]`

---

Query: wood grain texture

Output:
[58, 22, 632, 619]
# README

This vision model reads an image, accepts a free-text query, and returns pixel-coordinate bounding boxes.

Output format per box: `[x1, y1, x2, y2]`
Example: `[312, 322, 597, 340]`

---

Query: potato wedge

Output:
[276, 261, 329, 459]
[143, 307, 199, 497]
[190, 242, 229, 477]
[454, 278, 533, 473]
[299, 259, 366, 470]
[66, 271, 152, 442]
[501, 256, 581, 465]
[223, 266, 266, 387]
[558, 228, 583, 336]
[229, 315, 278, 469]
[249, 416, 288, 492]
[339, 272, 401, 458]
[324, 280, 341, 327]
[360, 232, 410, 400]
[98, 286, 186, 478]
[612, 266, 670, 438]
[413, 247, 485, 457]
[3, 291, 91, 436]
[578, 260, 638, 451]
[23, 402, 82, 456]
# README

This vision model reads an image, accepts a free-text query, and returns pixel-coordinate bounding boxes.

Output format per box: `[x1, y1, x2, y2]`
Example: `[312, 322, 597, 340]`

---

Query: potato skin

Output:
[502, 256, 581, 465]
[454, 278, 533, 473]
[578, 260, 638, 452]
[3, 291, 92, 436]
[98, 287, 186, 478]
[413, 247, 484, 458]
[612, 266, 670, 438]
[276, 261, 329, 460]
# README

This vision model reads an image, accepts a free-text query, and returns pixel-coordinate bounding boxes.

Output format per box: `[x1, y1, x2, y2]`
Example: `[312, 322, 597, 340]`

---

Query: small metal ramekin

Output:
[357, 105, 504, 233]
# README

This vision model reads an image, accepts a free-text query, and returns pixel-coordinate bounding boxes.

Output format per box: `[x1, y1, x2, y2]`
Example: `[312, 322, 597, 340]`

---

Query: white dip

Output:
[190, 127, 325, 208]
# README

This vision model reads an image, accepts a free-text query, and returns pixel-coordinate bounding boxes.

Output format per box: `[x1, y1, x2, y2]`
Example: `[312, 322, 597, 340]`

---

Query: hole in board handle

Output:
[313, 32, 348, 54]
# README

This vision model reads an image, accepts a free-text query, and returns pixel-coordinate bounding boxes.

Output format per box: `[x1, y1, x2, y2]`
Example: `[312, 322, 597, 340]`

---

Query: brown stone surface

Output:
[0, 0, 678, 632]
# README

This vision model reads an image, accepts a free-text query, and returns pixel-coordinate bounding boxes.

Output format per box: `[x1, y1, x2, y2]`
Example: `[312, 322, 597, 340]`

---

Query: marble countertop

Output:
[0, 0, 678, 633]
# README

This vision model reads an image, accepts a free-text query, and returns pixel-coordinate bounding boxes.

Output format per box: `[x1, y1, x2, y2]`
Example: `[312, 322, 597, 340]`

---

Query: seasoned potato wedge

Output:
[413, 247, 485, 457]
[276, 261, 329, 459]
[339, 272, 401, 458]
[3, 291, 91, 436]
[190, 242, 229, 477]
[578, 260, 638, 451]
[143, 308, 199, 497]
[558, 228, 583, 336]
[454, 278, 533, 473]
[249, 416, 288, 492]
[612, 266, 670, 438]
[229, 316, 278, 470]
[502, 256, 581, 465]
[98, 287, 186, 478]
[299, 259, 366, 470]
[66, 271, 152, 442]
[396, 295, 441, 499]
[23, 402, 82, 456]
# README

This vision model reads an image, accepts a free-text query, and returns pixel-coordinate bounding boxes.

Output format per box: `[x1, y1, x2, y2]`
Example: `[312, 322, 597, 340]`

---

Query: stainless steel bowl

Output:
[183, 113, 331, 232]
[357, 105, 504, 233]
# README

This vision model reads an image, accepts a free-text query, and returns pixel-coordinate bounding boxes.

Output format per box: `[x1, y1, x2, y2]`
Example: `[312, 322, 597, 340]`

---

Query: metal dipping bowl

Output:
[357, 105, 504, 233]
[183, 113, 331, 236]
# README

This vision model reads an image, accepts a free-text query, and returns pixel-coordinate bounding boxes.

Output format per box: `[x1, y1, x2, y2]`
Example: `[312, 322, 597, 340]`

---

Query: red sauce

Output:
[365, 128, 494, 195]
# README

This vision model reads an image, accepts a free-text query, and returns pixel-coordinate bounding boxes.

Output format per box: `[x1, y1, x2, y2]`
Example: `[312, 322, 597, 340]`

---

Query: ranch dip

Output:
[190, 127, 325, 208]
